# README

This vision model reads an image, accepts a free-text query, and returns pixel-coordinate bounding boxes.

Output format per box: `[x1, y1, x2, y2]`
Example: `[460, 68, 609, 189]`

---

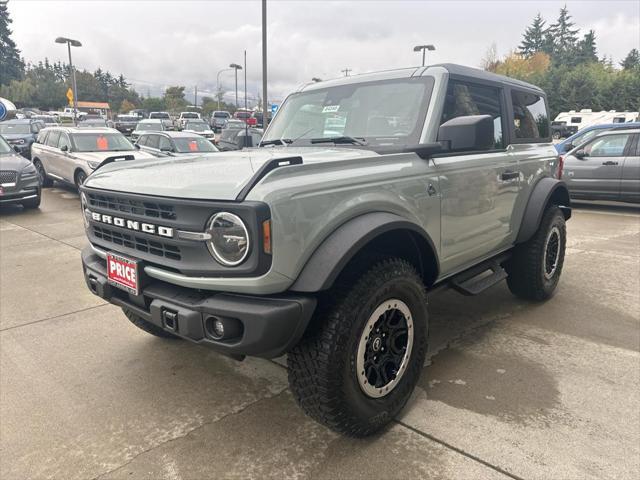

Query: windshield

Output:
[0, 123, 31, 134]
[0, 136, 12, 153]
[185, 122, 208, 132]
[116, 115, 137, 121]
[149, 113, 170, 119]
[182, 113, 199, 118]
[262, 77, 434, 148]
[80, 120, 106, 126]
[173, 137, 218, 153]
[136, 122, 162, 131]
[214, 112, 230, 118]
[235, 111, 251, 119]
[71, 133, 134, 152]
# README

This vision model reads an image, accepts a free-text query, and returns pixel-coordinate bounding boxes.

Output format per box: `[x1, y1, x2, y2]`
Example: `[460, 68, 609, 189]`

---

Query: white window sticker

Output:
[322, 105, 340, 113]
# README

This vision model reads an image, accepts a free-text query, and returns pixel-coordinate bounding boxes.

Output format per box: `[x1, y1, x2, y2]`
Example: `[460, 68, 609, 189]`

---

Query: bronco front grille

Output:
[93, 225, 181, 261]
[0, 171, 18, 184]
[87, 192, 176, 220]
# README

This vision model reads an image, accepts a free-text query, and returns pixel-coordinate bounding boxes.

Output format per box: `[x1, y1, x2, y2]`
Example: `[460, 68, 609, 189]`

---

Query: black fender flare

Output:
[290, 212, 439, 293]
[516, 177, 572, 244]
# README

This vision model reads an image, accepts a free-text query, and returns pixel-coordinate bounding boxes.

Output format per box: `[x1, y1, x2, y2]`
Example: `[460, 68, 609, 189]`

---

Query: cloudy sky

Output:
[8, 0, 640, 104]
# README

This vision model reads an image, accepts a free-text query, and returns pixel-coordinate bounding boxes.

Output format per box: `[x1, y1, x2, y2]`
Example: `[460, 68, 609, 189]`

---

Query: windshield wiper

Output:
[310, 136, 367, 146]
[260, 138, 293, 146]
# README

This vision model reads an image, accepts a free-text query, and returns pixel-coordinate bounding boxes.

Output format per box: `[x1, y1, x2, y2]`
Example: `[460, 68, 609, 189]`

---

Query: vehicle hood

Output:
[84, 147, 380, 200]
[75, 150, 156, 162]
[0, 152, 31, 171]
[2, 133, 34, 141]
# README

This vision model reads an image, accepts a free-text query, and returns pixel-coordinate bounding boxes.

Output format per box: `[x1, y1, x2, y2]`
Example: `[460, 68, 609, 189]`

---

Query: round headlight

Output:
[206, 212, 250, 266]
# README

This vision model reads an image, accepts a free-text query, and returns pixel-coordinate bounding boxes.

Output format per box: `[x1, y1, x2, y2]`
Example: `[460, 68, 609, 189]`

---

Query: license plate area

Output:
[106, 252, 139, 296]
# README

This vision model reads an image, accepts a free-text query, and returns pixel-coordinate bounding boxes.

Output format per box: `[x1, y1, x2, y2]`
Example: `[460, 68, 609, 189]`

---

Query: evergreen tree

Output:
[519, 13, 547, 57]
[576, 30, 598, 64]
[620, 49, 640, 70]
[547, 5, 580, 64]
[0, 0, 24, 86]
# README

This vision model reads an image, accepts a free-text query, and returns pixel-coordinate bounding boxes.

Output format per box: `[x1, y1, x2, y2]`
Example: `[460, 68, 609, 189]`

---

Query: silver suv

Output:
[80, 64, 571, 436]
[31, 127, 155, 189]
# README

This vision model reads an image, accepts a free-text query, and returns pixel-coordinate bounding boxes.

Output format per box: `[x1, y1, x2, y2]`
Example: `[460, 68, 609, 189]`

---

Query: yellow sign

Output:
[66, 88, 74, 105]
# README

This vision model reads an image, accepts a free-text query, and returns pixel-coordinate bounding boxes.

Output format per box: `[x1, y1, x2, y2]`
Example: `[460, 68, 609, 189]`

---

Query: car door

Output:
[42, 130, 62, 177]
[158, 135, 173, 155]
[435, 79, 518, 273]
[620, 134, 640, 202]
[564, 132, 633, 200]
[56, 132, 74, 182]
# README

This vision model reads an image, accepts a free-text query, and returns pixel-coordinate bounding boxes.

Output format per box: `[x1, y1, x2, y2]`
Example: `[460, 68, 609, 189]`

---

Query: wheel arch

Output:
[516, 177, 571, 244]
[289, 212, 440, 293]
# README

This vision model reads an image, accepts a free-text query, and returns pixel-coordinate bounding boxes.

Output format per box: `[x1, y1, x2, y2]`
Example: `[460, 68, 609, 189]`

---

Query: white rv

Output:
[554, 109, 639, 131]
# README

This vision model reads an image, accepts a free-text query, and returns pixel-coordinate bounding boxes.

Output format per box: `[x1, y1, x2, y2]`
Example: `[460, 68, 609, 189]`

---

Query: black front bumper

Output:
[0, 184, 39, 205]
[81, 247, 316, 358]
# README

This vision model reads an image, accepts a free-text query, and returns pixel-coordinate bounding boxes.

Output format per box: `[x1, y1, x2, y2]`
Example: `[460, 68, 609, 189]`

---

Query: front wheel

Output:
[33, 159, 53, 187]
[506, 205, 566, 301]
[287, 258, 428, 437]
[74, 170, 87, 190]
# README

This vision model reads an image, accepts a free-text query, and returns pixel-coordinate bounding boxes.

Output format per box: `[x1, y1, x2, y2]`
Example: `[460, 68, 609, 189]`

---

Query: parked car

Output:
[113, 114, 140, 135]
[551, 121, 578, 140]
[131, 119, 165, 142]
[149, 112, 174, 130]
[0, 119, 42, 159]
[181, 120, 215, 139]
[252, 111, 271, 129]
[129, 109, 149, 120]
[555, 122, 640, 154]
[563, 128, 639, 203]
[234, 109, 257, 127]
[136, 131, 218, 157]
[79, 63, 571, 436]
[210, 111, 231, 132]
[178, 111, 201, 129]
[217, 120, 262, 151]
[31, 127, 155, 189]
[78, 118, 115, 129]
[0, 134, 41, 209]
[31, 115, 60, 127]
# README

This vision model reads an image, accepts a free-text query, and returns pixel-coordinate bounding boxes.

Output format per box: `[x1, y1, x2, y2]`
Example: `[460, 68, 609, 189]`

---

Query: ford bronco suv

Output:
[80, 64, 570, 437]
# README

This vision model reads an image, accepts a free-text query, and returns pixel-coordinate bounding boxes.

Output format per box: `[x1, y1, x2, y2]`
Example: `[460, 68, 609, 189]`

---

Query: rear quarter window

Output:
[45, 130, 61, 147]
[511, 90, 549, 141]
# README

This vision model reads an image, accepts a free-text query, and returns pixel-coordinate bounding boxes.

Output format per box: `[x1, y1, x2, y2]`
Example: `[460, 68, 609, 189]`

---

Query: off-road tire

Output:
[33, 159, 53, 187]
[123, 308, 181, 339]
[21, 192, 41, 209]
[287, 258, 428, 437]
[506, 205, 566, 301]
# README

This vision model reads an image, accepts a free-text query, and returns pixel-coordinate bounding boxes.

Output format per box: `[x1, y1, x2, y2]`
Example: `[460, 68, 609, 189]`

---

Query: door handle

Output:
[601, 161, 619, 166]
[501, 170, 520, 181]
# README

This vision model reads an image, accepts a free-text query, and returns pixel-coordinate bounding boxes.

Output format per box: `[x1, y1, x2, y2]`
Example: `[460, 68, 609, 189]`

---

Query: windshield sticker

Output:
[322, 105, 340, 113]
[96, 135, 108, 150]
[188, 141, 198, 151]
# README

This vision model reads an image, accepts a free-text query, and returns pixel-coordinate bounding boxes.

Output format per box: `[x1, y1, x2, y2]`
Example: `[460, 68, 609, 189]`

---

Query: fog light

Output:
[205, 316, 243, 341]
[213, 318, 225, 338]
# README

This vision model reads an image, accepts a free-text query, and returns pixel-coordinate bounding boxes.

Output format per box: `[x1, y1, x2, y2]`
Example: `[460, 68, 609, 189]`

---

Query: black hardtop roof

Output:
[434, 63, 545, 94]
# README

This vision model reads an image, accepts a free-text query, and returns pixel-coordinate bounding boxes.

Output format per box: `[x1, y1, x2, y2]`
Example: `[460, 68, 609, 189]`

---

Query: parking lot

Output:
[0, 187, 637, 479]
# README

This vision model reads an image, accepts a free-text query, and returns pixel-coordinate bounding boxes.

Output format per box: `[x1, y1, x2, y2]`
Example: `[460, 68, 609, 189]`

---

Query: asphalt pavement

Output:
[1, 188, 638, 480]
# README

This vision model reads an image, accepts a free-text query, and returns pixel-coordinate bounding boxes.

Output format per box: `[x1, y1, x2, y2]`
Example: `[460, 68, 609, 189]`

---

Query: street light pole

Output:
[55, 37, 82, 125]
[229, 63, 243, 109]
[413, 44, 436, 67]
[216, 68, 233, 110]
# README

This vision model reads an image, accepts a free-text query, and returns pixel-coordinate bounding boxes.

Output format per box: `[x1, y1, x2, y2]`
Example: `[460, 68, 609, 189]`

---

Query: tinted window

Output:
[137, 135, 148, 147]
[584, 133, 632, 157]
[511, 91, 549, 140]
[612, 117, 625, 124]
[636, 136, 640, 156]
[571, 117, 582, 123]
[36, 130, 49, 144]
[440, 81, 504, 149]
[71, 133, 134, 152]
[46, 130, 60, 147]
[146, 135, 160, 149]
[58, 133, 71, 150]
[173, 137, 218, 153]
[571, 128, 600, 147]
[158, 136, 172, 151]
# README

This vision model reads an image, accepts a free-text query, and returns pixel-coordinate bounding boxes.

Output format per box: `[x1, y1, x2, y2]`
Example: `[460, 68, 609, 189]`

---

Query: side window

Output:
[584, 133, 632, 157]
[146, 134, 160, 149]
[635, 135, 640, 156]
[137, 135, 147, 147]
[58, 133, 71, 150]
[511, 91, 549, 140]
[46, 130, 60, 147]
[31, 124, 40, 133]
[571, 117, 582, 124]
[158, 136, 172, 151]
[440, 81, 504, 149]
[36, 130, 49, 144]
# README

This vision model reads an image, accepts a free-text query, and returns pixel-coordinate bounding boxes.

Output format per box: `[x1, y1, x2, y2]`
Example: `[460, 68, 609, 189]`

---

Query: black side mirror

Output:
[60, 144, 68, 152]
[134, 144, 140, 149]
[438, 114, 495, 152]
[574, 149, 588, 159]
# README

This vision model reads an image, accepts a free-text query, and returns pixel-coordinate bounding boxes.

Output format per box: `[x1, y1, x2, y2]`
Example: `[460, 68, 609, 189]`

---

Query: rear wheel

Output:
[33, 159, 53, 187]
[74, 170, 87, 189]
[506, 205, 566, 301]
[287, 258, 428, 437]
[122, 308, 181, 339]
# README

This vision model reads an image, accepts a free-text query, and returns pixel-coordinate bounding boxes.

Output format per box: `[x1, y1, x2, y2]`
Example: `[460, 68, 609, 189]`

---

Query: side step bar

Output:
[448, 254, 510, 296]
